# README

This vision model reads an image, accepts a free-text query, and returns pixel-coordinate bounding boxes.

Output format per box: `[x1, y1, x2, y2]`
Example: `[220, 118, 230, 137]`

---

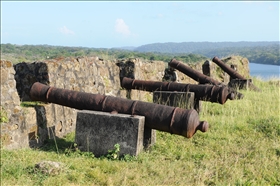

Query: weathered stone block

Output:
[153, 91, 195, 109]
[202, 60, 211, 77]
[143, 126, 156, 148]
[228, 79, 252, 90]
[153, 91, 202, 113]
[75, 110, 146, 157]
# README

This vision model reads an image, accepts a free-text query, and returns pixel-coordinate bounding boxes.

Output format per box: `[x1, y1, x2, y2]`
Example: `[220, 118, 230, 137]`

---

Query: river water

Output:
[249, 63, 280, 80]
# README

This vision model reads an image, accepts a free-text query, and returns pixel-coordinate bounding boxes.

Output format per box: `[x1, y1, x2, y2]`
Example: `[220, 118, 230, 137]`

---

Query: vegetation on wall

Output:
[0, 106, 9, 124]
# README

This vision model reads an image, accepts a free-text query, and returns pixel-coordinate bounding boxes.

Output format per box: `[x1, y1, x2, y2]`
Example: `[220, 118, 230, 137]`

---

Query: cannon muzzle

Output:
[29, 82, 209, 138]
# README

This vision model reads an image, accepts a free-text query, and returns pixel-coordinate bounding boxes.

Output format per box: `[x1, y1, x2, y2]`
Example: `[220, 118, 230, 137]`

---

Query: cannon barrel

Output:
[121, 77, 235, 104]
[212, 56, 246, 80]
[169, 58, 244, 99]
[169, 59, 222, 85]
[212, 56, 261, 92]
[29, 82, 209, 138]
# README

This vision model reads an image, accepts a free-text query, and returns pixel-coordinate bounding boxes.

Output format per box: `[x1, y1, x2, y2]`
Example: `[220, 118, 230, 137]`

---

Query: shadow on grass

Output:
[38, 137, 75, 154]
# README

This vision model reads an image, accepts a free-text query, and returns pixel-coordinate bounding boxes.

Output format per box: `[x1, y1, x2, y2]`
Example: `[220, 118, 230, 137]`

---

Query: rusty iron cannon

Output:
[212, 56, 261, 92]
[29, 82, 209, 138]
[212, 56, 247, 80]
[121, 77, 236, 104]
[169, 58, 222, 86]
[168, 58, 244, 99]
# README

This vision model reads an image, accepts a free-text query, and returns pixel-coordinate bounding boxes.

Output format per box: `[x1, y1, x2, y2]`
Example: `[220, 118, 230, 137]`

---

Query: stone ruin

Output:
[0, 56, 250, 152]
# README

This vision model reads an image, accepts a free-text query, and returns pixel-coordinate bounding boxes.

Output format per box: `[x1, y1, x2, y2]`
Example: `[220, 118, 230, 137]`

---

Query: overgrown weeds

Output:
[0, 105, 9, 123]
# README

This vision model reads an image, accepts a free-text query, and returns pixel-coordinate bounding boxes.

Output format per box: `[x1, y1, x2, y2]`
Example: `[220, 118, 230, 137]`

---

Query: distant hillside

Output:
[134, 41, 278, 53]
[113, 46, 136, 51]
[1, 42, 279, 65]
[0, 44, 207, 64]
[134, 41, 280, 65]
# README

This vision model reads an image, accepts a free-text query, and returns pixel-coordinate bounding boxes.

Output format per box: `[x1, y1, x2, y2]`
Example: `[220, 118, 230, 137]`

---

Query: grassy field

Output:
[1, 77, 279, 186]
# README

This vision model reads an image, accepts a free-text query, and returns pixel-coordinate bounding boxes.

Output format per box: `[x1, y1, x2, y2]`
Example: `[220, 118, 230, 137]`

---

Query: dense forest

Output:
[0, 44, 207, 64]
[1, 41, 279, 65]
[133, 41, 280, 65]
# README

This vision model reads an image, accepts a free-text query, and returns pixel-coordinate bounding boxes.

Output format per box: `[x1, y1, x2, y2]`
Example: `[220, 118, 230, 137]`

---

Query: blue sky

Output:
[1, 1, 279, 48]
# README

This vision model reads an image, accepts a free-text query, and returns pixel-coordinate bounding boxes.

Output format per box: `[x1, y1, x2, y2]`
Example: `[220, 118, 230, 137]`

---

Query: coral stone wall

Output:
[0, 56, 249, 150]
[1, 60, 34, 149]
[1, 57, 166, 149]
[14, 57, 125, 101]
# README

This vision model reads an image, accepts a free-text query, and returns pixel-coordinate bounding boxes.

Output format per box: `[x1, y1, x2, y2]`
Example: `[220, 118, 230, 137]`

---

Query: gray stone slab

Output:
[75, 110, 145, 157]
[144, 126, 156, 148]
[228, 79, 252, 90]
[202, 60, 211, 77]
[153, 91, 195, 109]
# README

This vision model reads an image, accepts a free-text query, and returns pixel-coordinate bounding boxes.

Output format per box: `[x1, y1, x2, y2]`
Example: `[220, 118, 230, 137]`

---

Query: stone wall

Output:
[0, 55, 249, 150]
[1, 60, 33, 149]
[0, 57, 166, 149]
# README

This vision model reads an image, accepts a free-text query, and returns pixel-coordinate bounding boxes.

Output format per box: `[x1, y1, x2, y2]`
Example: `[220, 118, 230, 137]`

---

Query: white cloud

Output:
[268, 6, 275, 10]
[115, 19, 131, 36]
[59, 26, 75, 35]
[157, 13, 164, 18]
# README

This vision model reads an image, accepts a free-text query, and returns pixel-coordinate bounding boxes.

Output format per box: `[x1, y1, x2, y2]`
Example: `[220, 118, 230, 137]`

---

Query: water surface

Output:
[249, 63, 280, 80]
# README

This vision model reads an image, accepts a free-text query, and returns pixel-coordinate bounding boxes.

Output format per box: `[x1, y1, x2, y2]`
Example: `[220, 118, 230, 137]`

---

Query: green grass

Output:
[1, 77, 279, 185]
[20, 101, 47, 108]
[0, 106, 9, 123]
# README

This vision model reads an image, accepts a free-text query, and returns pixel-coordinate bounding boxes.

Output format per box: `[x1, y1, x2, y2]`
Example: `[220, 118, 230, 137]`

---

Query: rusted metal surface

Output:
[212, 56, 261, 92]
[29, 82, 209, 138]
[168, 59, 244, 98]
[121, 77, 236, 104]
[212, 57, 246, 80]
[169, 59, 222, 85]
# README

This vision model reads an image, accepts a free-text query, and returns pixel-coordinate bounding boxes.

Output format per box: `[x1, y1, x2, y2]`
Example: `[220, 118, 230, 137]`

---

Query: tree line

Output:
[134, 41, 280, 65]
[0, 44, 207, 64]
[1, 43, 279, 65]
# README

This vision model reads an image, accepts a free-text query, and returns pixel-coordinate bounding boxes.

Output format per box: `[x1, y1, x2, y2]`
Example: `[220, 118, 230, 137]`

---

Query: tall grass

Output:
[1, 77, 279, 185]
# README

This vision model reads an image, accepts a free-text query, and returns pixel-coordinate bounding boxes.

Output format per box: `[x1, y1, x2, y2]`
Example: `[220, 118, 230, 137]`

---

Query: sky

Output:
[1, 1, 279, 48]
